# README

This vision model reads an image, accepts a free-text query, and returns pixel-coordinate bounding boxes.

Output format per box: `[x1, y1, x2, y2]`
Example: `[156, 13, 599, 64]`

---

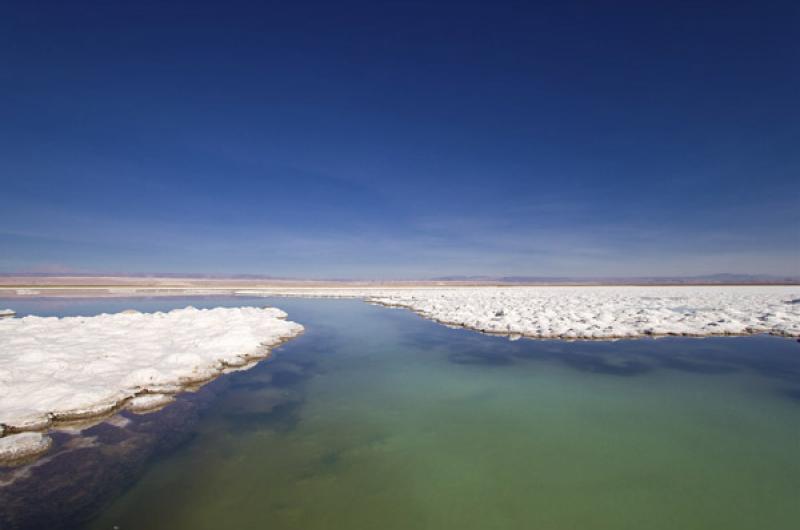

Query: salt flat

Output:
[238, 285, 800, 339]
[0, 306, 302, 461]
[2, 285, 798, 461]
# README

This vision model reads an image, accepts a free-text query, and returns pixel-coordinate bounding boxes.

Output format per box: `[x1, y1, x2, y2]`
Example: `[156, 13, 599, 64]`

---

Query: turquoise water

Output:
[2, 297, 800, 530]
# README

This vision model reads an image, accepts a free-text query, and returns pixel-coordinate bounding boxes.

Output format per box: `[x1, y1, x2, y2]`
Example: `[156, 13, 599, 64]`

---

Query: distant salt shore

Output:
[0, 306, 303, 462]
[237, 285, 800, 339]
[3, 284, 797, 340]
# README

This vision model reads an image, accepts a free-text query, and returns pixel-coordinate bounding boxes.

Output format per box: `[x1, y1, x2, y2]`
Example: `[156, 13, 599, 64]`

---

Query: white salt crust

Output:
[237, 285, 800, 339]
[0, 306, 303, 459]
[0, 432, 52, 462]
[126, 394, 175, 412]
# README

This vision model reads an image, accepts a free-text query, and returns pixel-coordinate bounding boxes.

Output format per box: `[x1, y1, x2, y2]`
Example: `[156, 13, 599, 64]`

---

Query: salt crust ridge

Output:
[237, 285, 800, 339]
[0, 432, 52, 462]
[0, 306, 303, 459]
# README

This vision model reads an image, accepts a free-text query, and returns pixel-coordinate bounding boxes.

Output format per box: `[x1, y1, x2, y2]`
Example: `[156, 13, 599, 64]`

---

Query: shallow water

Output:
[2, 297, 800, 530]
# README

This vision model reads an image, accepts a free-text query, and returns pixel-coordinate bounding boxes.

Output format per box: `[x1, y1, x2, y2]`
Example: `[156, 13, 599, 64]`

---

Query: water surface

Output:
[2, 297, 800, 530]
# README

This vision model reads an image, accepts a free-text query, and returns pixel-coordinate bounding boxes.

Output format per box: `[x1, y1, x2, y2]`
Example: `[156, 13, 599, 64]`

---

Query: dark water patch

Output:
[397, 324, 467, 351]
[745, 360, 800, 384]
[224, 399, 305, 434]
[270, 369, 306, 387]
[433, 327, 800, 385]
[448, 351, 514, 366]
[294, 448, 347, 481]
[84, 421, 136, 445]
[782, 387, 800, 403]
[561, 353, 652, 376]
[235, 379, 274, 391]
[655, 356, 738, 375]
[0, 399, 203, 530]
[231, 358, 317, 392]
[320, 449, 342, 468]
[214, 357, 316, 436]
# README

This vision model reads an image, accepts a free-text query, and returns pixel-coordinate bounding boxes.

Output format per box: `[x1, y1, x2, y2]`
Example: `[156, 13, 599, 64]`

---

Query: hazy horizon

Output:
[1, 271, 798, 284]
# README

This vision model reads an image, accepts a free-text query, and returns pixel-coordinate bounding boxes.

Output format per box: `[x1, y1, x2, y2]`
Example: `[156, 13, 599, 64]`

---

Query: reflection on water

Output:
[1, 297, 799, 530]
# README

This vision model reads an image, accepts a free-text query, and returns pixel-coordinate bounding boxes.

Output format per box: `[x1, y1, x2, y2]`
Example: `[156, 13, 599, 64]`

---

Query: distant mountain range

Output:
[0, 272, 798, 285]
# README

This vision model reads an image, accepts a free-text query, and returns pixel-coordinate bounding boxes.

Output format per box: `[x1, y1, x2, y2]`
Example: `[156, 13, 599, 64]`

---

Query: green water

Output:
[5, 297, 800, 529]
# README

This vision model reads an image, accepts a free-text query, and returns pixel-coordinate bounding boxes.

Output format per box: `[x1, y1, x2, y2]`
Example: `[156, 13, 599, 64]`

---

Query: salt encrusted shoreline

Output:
[0, 306, 303, 462]
[237, 285, 800, 339]
[0, 432, 53, 463]
[2, 287, 798, 462]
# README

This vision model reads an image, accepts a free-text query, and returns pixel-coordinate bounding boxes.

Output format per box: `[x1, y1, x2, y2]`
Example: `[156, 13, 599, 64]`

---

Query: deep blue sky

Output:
[1, 1, 798, 278]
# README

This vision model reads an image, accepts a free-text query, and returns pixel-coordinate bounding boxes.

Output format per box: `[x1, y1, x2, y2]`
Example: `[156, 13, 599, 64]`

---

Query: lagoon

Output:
[2, 296, 800, 529]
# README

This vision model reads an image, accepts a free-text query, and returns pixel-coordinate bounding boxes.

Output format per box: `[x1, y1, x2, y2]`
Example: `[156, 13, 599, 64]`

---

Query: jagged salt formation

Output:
[368, 286, 800, 339]
[0, 306, 303, 461]
[238, 285, 800, 339]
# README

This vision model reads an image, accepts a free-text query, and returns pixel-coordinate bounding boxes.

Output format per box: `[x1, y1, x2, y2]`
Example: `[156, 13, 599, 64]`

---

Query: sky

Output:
[1, 1, 798, 279]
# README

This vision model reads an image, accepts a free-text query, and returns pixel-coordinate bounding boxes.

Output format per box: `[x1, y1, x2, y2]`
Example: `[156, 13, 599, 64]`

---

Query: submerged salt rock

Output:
[0, 432, 52, 462]
[127, 394, 175, 413]
[0, 309, 15, 318]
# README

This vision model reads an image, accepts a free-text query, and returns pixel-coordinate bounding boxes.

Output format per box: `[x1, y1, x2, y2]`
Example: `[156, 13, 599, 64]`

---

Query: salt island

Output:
[0, 306, 303, 462]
